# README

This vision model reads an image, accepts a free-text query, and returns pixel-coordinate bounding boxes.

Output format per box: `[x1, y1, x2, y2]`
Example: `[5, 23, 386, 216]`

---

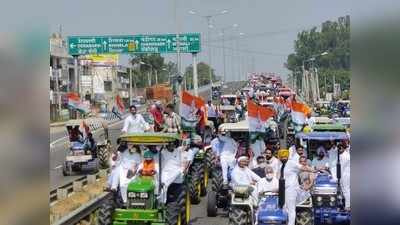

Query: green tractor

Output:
[97, 133, 192, 225]
[181, 119, 214, 205]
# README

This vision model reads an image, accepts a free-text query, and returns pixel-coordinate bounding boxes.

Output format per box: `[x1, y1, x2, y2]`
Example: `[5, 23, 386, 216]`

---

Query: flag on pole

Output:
[67, 92, 90, 114]
[180, 91, 205, 130]
[247, 100, 275, 133]
[290, 101, 312, 125]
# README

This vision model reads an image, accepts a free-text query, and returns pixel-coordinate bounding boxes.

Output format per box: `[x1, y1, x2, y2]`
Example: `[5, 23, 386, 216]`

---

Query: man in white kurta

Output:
[160, 144, 187, 203]
[257, 166, 279, 195]
[121, 105, 150, 134]
[264, 149, 282, 178]
[111, 145, 142, 203]
[250, 138, 266, 169]
[278, 149, 316, 225]
[231, 156, 261, 205]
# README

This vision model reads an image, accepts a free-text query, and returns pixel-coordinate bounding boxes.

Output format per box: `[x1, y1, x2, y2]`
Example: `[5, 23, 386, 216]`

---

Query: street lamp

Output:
[140, 61, 153, 87]
[218, 24, 239, 82]
[302, 51, 329, 102]
[188, 9, 229, 98]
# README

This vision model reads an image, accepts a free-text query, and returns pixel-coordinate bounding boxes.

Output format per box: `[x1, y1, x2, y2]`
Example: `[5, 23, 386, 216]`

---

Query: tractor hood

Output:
[257, 196, 288, 224]
[312, 174, 337, 195]
[127, 176, 155, 193]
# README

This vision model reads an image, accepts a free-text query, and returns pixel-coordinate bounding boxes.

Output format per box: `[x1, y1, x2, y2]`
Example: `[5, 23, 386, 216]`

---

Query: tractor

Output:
[97, 133, 191, 225]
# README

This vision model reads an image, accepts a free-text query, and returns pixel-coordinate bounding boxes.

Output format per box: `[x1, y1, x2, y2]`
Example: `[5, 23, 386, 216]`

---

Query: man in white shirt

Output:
[160, 141, 187, 203]
[111, 143, 142, 203]
[250, 138, 266, 169]
[216, 130, 238, 186]
[264, 148, 281, 178]
[257, 166, 279, 195]
[311, 146, 330, 170]
[278, 149, 316, 225]
[231, 156, 261, 205]
[122, 105, 150, 134]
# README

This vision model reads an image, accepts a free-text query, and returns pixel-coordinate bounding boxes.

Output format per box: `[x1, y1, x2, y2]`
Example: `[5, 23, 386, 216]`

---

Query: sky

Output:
[45, 0, 351, 81]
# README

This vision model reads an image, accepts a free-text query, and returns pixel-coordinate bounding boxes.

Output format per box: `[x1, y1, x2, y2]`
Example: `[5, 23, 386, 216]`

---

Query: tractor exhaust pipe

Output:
[279, 161, 286, 209]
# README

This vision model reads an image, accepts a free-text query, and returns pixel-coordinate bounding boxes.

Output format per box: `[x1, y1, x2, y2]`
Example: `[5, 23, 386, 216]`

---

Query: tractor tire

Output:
[97, 146, 109, 169]
[211, 167, 223, 192]
[205, 151, 215, 176]
[97, 197, 115, 225]
[229, 207, 249, 225]
[207, 191, 218, 217]
[166, 202, 180, 225]
[296, 208, 313, 225]
[188, 175, 201, 204]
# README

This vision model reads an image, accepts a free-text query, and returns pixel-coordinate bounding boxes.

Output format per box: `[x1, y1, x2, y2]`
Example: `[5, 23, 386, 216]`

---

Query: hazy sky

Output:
[45, 0, 351, 81]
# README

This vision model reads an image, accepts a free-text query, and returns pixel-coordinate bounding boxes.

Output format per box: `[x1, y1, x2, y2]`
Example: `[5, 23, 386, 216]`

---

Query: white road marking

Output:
[54, 165, 62, 170]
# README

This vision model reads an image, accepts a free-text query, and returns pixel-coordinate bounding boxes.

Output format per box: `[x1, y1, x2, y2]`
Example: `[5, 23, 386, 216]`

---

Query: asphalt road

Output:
[190, 193, 229, 225]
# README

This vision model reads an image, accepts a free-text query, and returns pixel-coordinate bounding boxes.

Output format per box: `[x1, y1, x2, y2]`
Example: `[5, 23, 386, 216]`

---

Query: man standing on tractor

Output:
[211, 127, 238, 187]
[122, 105, 150, 134]
[150, 101, 164, 132]
[163, 103, 181, 133]
[278, 149, 317, 225]
[330, 142, 351, 210]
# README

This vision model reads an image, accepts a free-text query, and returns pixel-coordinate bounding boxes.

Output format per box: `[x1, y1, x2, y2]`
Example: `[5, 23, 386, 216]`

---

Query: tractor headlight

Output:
[330, 196, 336, 202]
[316, 196, 322, 202]
[140, 192, 149, 199]
[128, 192, 137, 198]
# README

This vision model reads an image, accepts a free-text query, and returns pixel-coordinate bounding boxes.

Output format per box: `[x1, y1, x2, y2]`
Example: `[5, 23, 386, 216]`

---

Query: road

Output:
[190, 194, 229, 225]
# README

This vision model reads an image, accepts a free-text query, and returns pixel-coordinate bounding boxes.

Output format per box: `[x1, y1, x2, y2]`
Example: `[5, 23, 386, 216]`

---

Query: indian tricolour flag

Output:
[67, 92, 90, 114]
[291, 101, 312, 125]
[247, 100, 275, 133]
[180, 91, 204, 129]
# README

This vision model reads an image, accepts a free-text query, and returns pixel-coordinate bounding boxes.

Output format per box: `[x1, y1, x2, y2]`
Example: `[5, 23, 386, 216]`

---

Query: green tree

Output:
[184, 62, 217, 89]
[286, 16, 350, 98]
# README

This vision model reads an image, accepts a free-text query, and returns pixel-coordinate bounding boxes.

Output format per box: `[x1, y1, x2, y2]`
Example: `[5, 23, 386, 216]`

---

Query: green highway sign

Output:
[68, 33, 201, 55]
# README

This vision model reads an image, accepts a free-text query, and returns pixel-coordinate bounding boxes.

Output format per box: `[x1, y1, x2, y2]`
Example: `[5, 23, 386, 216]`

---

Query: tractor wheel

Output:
[296, 208, 313, 225]
[205, 151, 215, 177]
[229, 207, 249, 225]
[166, 202, 180, 225]
[211, 167, 223, 192]
[189, 177, 201, 204]
[97, 196, 115, 225]
[207, 191, 218, 217]
[97, 146, 109, 169]
[189, 163, 202, 204]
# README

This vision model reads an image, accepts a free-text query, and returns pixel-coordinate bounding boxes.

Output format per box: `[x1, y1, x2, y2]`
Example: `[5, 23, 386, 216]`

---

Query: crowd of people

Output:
[210, 125, 351, 225]
[106, 91, 350, 225]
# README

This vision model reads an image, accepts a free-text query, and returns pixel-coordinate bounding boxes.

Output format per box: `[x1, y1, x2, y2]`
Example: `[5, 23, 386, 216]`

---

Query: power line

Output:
[204, 43, 289, 57]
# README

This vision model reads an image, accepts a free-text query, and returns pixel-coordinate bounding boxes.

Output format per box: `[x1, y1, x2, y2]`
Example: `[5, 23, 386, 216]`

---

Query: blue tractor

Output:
[295, 131, 351, 225]
[256, 163, 288, 225]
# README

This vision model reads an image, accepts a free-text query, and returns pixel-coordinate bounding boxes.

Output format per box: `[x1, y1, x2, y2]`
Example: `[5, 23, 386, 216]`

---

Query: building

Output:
[50, 32, 76, 121]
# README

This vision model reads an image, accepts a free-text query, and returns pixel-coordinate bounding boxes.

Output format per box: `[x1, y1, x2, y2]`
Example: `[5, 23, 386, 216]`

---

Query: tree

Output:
[286, 15, 350, 98]
[184, 62, 217, 89]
